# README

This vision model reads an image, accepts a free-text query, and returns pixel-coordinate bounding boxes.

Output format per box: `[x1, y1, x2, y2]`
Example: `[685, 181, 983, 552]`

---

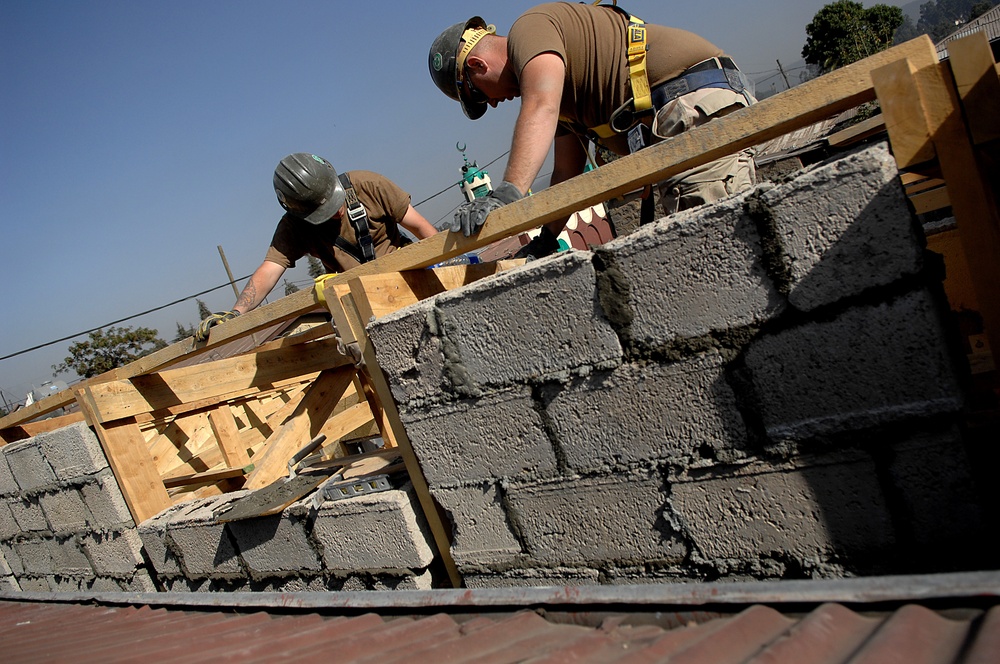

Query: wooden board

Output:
[948, 31, 1000, 145]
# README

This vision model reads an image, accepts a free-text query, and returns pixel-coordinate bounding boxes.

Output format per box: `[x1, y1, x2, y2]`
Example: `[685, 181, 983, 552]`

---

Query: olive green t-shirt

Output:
[508, 2, 724, 153]
[265, 170, 412, 273]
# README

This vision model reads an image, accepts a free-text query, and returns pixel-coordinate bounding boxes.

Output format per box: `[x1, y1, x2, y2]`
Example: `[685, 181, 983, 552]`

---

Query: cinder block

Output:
[81, 469, 134, 531]
[81, 529, 143, 578]
[35, 422, 109, 481]
[39, 489, 89, 535]
[760, 142, 923, 312]
[1, 575, 20, 592]
[544, 353, 747, 472]
[15, 538, 53, 576]
[368, 298, 450, 407]
[1, 541, 23, 576]
[0, 454, 17, 497]
[9, 497, 48, 534]
[137, 501, 190, 577]
[672, 459, 894, 564]
[227, 512, 321, 579]
[505, 473, 687, 566]
[463, 567, 600, 589]
[597, 192, 784, 347]
[5, 440, 56, 494]
[433, 483, 522, 568]
[0, 501, 20, 542]
[123, 568, 159, 593]
[166, 493, 246, 580]
[307, 483, 434, 572]
[888, 428, 987, 556]
[433, 251, 622, 394]
[745, 289, 964, 442]
[49, 535, 93, 577]
[400, 387, 557, 487]
[17, 576, 50, 592]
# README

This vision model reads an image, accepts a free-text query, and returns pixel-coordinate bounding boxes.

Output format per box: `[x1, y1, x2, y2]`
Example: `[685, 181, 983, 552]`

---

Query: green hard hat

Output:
[428, 16, 490, 120]
[272, 153, 346, 225]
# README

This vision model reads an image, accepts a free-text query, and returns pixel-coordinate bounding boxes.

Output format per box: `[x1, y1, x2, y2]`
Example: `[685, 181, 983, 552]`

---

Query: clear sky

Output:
[0, 0, 913, 409]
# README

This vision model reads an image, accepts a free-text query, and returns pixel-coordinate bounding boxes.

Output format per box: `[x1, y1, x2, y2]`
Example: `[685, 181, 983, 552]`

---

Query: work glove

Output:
[514, 226, 561, 261]
[452, 181, 523, 237]
[195, 310, 240, 342]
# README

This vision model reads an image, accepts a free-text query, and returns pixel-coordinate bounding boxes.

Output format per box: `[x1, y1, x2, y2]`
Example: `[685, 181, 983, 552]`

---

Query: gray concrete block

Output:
[463, 567, 600, 589]
[81, 529, 143, 578]
[1, 575, 20, 592]
[308, 483, 434, 572]
[505, 474, 687, 566]
[400, 387, 557, 487]
[430, 483, 523, 568]
[0, 453, 17, 497]
[15, 538, 53, 576]
[17, 576, 50, 592]
[35, 421, 109, 481]
[887, 428, 987, 554]
[137, 501, 190, 577]
[599, 192, 784, 347]
[81, 469, 134, 531]
[434, 251, 622, 393]
[9, 498, 47, 534]
[1, 542, 23, 576]
[50, 576, 86, 592]
[166, 493, 246, 579]
[673, 459, 894, 564]
[49, 536, 93, 577]
[123, 568, 159, 593]
[0, 501, 20, 542]
[760, 142, 923, 312]
[544, 353, 747, 472]
[39, 489, 89, 535]
[745, 289, 964, 442]
[88, 576, 125, 592]
[227, 512, 321, 578]
[368, 298, 450, 407]
[5, 439, 56, 494]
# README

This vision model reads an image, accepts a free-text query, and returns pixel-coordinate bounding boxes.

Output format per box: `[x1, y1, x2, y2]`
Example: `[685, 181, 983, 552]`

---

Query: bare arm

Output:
[398, 205, 438, 240]
[502, 52, 566, 195]
[234, 260, 286, 314]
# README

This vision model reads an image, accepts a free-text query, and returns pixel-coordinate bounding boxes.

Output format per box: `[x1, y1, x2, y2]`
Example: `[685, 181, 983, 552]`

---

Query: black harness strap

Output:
[338, 172, 375, 263]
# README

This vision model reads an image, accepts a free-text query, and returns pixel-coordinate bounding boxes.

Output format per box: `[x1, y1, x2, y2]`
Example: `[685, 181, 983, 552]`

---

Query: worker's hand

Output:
[514, 226, 560, 261]
[452, 181, 523, 237]
[195, 310, 240, 342]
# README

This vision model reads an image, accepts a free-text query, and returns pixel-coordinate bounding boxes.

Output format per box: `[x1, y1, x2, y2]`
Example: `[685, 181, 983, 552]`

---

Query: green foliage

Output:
[174, 321, 196, 342]
[196, 298, 212, 320]
[52, 326, 168, 379]
[918, 0, 998, 41]
[968, 1, 994, 20]
[802, 1, 904, 73]
[283, 279, 300, 295]
[306, 255, 324, 279]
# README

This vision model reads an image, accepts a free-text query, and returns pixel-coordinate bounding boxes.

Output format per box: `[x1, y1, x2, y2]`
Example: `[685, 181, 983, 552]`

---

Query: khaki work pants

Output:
[651, 87, 757, 216]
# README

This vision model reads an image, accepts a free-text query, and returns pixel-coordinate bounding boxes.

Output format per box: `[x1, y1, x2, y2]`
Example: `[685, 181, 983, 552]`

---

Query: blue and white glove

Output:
[452, 181, 523, 237]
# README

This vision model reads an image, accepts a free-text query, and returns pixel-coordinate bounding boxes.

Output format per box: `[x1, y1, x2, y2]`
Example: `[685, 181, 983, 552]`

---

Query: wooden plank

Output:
[329, 287, 462, 588]
[208, 406, 252, 469]
[948, 32, 1000, 145]
[84, 336, 353, 424]
[0, 37, 941, 433]
[872, 58, 937, 168]
[904, 176, 946, 195]
[243, 367, 356, 490]
[316, 402, 377, 454]
[162, 465, 252, 489]
[0, 411, 86, 445]
[875, 36, 1000, 372]
[76, 387, 171, 524]
[909, 186, 951, 214]
[827, 114, 886, 147]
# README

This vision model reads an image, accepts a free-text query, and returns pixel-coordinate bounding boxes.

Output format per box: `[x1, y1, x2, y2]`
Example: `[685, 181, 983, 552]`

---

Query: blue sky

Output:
[0, 0, 912, 407]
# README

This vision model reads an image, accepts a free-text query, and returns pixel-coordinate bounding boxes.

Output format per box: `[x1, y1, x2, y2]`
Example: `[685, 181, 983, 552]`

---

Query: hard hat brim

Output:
[302, 177, 346, 225]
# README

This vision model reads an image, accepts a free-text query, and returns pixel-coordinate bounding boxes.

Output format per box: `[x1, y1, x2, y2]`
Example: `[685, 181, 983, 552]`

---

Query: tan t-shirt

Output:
[508, 2, 723, 154]
[265, 170, 412, 273]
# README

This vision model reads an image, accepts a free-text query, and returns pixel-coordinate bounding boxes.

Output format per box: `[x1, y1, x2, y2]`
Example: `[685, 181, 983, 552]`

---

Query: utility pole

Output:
[776, 59, 792, 90]
[217, 245, 241, 300]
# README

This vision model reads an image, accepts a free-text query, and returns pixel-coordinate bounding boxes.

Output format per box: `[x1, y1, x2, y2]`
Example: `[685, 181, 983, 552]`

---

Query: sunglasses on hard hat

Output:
[461, 72, 488, 105]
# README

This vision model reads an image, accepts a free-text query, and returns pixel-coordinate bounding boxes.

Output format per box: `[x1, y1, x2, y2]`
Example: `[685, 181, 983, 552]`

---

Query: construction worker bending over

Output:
[428, 1, 756, 258]
[196, 153, 437, 341]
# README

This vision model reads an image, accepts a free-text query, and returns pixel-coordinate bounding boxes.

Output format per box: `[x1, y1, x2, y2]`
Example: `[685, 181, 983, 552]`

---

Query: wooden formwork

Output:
[1, 34, 997, 588]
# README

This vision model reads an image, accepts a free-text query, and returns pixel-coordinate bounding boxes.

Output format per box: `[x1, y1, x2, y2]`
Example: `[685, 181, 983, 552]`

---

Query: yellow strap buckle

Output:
[626, 17, 651, 112]
[313, 273, 340, 307]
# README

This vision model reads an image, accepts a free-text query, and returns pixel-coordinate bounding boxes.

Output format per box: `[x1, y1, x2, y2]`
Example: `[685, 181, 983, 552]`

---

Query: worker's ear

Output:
[465, 54, 487, 76]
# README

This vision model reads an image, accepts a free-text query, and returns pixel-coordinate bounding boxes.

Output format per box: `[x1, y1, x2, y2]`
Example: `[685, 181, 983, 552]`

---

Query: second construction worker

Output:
[428, 1, 756, 257]
[196, 153, 437, 341]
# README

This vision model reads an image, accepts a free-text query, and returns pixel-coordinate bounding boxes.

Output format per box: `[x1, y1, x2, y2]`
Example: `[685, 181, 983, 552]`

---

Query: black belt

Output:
[609, 56, 746, 134]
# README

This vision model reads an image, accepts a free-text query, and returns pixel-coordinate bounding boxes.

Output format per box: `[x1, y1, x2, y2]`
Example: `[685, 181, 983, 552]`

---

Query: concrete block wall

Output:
[2, 424, 438, 593]
[370, 142, 989, 587]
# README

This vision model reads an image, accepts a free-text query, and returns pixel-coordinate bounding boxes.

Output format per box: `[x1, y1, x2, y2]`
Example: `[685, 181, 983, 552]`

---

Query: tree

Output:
[173, 321, 196, 342]
[802, 1, 904, 73]
[196, 298, 212, 320]
[283, 279, 300, 295]
[52, 326, 168, 379]
[917, 0, 997, 41]
[306, 255, 324, 278]
[969, 1, 994, 20]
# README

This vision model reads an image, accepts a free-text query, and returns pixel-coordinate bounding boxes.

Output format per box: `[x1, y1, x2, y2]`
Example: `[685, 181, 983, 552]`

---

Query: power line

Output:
[0, 276, 251, 363]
